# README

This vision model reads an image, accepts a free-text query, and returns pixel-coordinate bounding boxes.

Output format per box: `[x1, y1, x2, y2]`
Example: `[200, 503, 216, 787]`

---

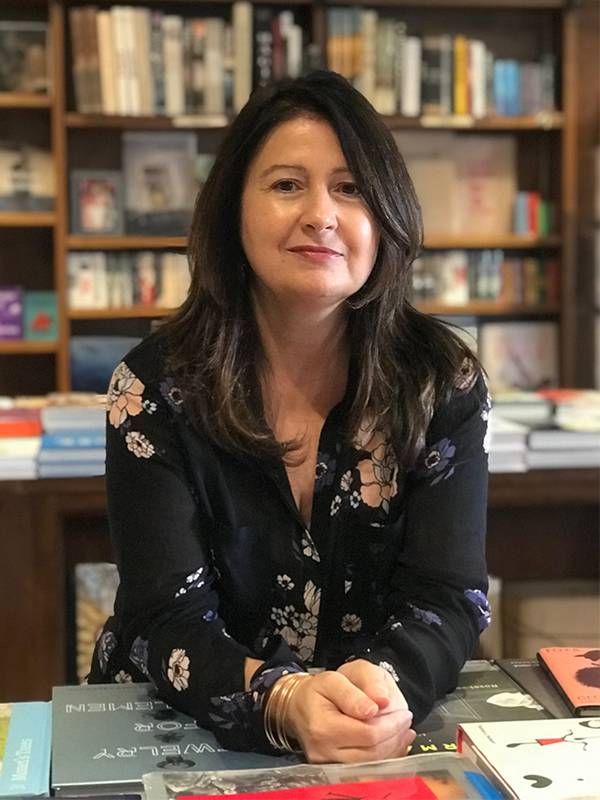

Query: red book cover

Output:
[527, 191, 540, 235]
[181, 777, 439, 800]
[537, 646, 600, 717]
[0, 408, 42, 437]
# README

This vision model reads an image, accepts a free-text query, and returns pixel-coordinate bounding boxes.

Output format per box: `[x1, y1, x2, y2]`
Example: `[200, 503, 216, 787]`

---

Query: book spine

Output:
[453, 35, 469, 115]
[232, 1, 252, 112]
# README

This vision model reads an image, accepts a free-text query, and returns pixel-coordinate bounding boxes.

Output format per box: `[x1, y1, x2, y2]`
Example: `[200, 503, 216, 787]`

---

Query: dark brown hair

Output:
[161, 71, 475, 466]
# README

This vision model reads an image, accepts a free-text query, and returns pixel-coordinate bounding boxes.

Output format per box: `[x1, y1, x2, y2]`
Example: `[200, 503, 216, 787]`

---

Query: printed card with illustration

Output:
[457, 717, 600, 799]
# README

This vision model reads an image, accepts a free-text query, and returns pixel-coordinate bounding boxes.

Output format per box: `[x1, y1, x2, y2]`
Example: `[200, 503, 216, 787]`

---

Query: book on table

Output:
[50, 684, 301, 797]
[457, 716, 600, 799]
[51, 659, 553, 796]
[495, 657, 572, 719]
[537, 647, 600, 717]
[410, 658, 551, 755]
[0, 702, 51, 799]
[142, 753, 501, 800]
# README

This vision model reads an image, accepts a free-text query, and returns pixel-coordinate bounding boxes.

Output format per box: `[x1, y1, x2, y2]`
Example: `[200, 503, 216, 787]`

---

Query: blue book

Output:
[41, 431, 106, 450]
[0, 702, 51, 798]
[505, 59, 521, 116]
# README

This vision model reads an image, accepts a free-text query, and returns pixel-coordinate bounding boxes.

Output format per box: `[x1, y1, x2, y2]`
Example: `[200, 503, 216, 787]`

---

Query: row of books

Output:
[72, 129, 555, 242]
[513, 191, 554, 238]
[68, 251, 190, 310]
[1, 653, 598, 799]
[329, 10, 555, 118]
[69, 3, 303, 118]
[0, 288, 57, 342]
[412, 251, 559, 306]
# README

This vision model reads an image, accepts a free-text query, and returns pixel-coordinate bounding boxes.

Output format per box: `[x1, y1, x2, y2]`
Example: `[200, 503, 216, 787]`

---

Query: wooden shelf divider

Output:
[0, 211, 56, 228]
[416, 302, 560, 316]
[0, 92, 51, 109]
[66, 235, 187, 250]
[69, 306, 174, 319]
[0, 341, 58, 355]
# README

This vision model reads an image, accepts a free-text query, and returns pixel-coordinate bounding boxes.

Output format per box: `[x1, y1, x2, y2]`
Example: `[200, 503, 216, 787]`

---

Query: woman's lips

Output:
[288, 246, 343, 263]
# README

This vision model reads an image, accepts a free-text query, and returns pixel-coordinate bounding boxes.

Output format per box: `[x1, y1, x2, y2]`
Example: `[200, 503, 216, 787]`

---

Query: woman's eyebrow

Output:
[258, 164, 352, 179]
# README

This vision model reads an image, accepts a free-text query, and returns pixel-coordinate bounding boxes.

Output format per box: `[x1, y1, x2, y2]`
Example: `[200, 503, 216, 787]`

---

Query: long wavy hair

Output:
[162, 71, 474, 467]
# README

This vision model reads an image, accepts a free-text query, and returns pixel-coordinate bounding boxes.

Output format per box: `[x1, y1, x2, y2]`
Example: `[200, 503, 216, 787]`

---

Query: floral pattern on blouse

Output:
[167, 648, 190, 691]
[464, 589, 492, 633]
[107, 362, 145, 429]
[88, 335, 490, 754]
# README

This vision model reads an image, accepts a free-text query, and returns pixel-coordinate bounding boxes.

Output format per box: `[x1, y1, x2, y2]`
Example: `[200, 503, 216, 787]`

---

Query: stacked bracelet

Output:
[263, 672, 312, 752]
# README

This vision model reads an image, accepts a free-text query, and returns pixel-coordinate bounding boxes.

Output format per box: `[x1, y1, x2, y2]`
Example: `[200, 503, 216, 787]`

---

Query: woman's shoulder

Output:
[114, 329, 170, 387]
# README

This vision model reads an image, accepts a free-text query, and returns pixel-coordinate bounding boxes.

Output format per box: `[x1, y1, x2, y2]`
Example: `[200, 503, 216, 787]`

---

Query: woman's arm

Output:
[99, 356, 304, 751]
[342, 367, 491, 723]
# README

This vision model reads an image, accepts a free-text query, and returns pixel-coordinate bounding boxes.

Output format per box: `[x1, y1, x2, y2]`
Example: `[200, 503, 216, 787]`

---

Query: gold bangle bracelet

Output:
[264, 672, 311, 751]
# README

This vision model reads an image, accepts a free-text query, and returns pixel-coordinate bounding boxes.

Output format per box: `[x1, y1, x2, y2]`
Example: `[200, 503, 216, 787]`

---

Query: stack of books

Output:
[38, 398, 106, 479]
[487, 411, 529, 473]
[0, 406, 42, 480]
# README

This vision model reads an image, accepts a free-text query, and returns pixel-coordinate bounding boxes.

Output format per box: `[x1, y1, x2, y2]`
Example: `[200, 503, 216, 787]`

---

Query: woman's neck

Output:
[252, 294, 350, 417]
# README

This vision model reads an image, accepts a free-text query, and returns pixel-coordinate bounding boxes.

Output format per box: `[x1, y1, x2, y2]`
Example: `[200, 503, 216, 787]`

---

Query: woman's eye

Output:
[273, 179, 299, 192]
[338, 182, 360, 196]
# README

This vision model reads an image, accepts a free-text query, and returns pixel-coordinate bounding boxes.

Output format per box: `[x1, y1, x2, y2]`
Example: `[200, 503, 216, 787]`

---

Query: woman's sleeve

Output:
[358, 367, 492, 723]
[97, 359, 304, 751]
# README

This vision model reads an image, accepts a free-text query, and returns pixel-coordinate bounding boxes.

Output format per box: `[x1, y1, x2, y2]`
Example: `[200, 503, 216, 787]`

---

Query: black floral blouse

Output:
[88, 333, 492, 754]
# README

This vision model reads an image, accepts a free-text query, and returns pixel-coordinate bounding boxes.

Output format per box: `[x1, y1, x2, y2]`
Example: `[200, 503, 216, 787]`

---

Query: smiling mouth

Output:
[288, 247, 342, 256]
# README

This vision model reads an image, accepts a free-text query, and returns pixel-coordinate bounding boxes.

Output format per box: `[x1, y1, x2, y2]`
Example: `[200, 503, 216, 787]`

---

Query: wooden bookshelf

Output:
[417, 301, 560, 316]
[0, 211, 56, 227]
[423, 235, 562, 250]
[0, 0, 596, 398]
[0, 92, 51, 109]
[66, 235, 187, 250]
[65, 112, 228, 130]
[64, 111, 565, 133]
[388, 112, 564, 131]
[69, 306, 173, 319]
[0, 340, 58, 355]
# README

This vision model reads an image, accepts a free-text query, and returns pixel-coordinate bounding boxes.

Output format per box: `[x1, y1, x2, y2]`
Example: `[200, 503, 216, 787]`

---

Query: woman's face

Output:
[240, 116, 380, 312]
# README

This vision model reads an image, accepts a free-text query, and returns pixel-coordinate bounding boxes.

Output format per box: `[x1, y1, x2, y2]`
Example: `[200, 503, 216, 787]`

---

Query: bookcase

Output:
[0, 0, 597, 397]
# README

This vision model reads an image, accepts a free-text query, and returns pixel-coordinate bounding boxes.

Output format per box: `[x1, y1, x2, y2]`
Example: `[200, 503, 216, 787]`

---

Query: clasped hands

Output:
[283, 658, 416, 763]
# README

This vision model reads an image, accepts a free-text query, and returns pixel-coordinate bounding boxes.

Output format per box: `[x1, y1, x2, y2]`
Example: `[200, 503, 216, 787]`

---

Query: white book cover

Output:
[204, 17, 225, 115]
[134, 8, 154, 115]
[526, 448, 600, 469]
[469, 40, 487, 119]
[68, 254, 97, 310]
[122, 7, 141, 115]
[400, 35, 421, 117]
[357, 9, 377, 105]
[97, 10, 117, 114]
[479, 321, 559, 393]
[394, 131, 456, 237]
[458, 717, 600, 799]
[439, 250, 469, 304]
[453, 135, 516, 236]
[232, 1, 252, 112]
[111, 7, 130, 114]
[162, 15, 185, 116]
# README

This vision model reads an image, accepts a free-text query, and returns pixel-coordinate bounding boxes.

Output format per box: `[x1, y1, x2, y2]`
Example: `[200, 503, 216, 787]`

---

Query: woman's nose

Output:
[300, 190, 338, 233]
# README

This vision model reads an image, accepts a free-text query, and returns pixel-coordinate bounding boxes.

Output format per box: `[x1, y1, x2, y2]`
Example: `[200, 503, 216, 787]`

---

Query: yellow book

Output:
[453, 35, 469, 115]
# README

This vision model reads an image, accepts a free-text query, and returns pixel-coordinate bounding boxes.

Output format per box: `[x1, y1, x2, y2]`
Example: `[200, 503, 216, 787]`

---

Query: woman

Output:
[89, 71, 491, 763]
